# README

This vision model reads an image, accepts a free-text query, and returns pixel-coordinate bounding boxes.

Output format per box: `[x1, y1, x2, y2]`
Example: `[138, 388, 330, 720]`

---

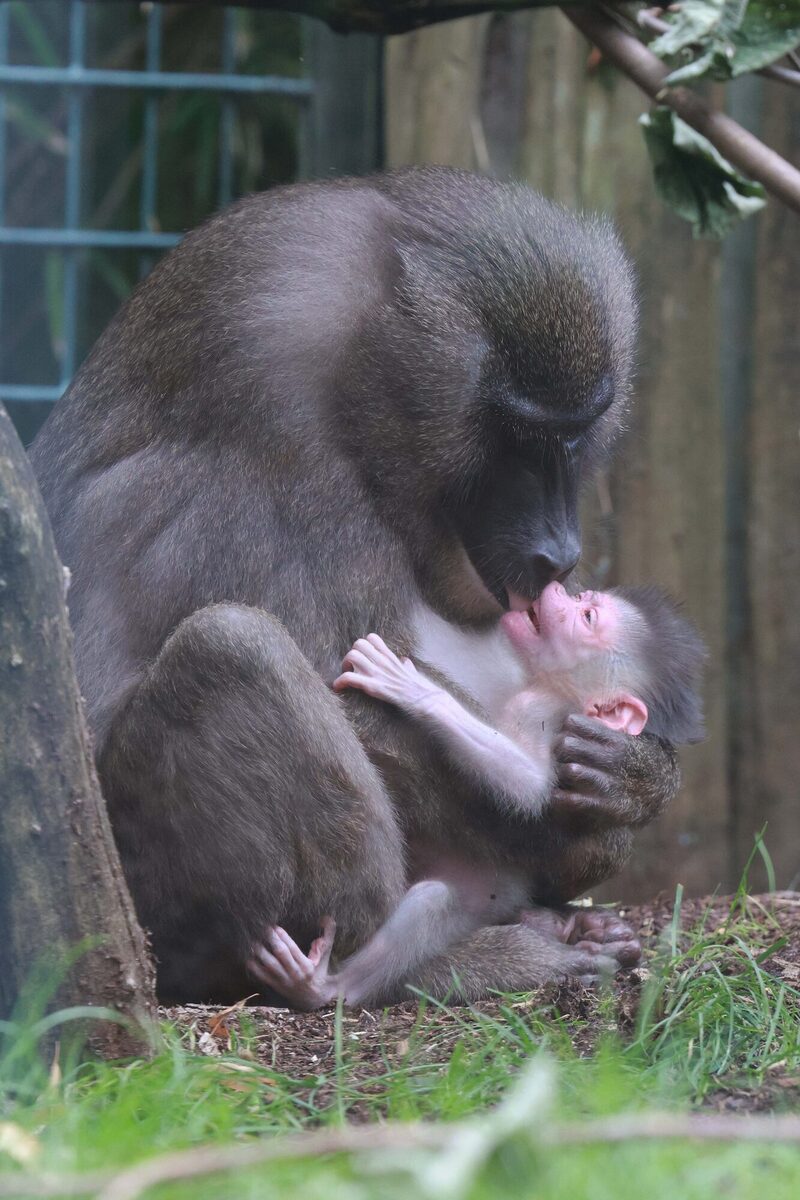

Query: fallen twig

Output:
[2, 1111, 800, 1200]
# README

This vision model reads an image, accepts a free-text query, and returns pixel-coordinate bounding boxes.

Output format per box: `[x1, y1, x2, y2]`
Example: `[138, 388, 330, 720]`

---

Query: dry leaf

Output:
[197, 1030, 222, 1057]
[48, 1042, 62, 1089]
[0, 1123, 40, 1165]
[208, 995, 258, 1041]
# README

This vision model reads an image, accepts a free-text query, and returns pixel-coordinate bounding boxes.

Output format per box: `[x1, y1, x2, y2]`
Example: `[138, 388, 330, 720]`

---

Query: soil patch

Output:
[163, 891, 800, 1117]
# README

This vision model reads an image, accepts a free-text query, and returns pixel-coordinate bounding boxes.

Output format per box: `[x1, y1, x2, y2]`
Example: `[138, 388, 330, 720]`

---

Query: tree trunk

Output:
[0, 403, 156, 1059]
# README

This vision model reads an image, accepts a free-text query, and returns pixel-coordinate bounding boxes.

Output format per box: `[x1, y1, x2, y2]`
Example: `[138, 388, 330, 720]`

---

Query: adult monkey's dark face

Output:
[449, 336, 618, 609]
[366, 169, 637, 614]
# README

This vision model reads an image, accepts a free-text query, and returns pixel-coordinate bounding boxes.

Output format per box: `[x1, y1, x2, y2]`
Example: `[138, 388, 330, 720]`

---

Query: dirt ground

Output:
[163, 891, 800, 1116]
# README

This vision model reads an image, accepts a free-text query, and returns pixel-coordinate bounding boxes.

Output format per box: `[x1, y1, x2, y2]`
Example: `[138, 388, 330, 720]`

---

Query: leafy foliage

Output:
[640, 107, 766, 237]
[650, 0, 800, 84]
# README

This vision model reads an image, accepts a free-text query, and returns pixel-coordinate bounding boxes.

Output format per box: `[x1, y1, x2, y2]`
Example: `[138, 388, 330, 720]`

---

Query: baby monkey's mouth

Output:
[528, 603, 541, 633]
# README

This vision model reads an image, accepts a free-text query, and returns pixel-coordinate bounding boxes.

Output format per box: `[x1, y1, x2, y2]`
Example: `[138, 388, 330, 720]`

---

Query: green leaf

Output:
[4, 99, 68, 155]
[88, 251, 134, 303]
[9, 1, 59, 67]
[652, 0, 800, 83]
[44, 251, 65, 361]
[663, 45, 733, 84]
[650, 0, 725, 59]
[640, 107, 766, 238]
[729, 0, 800, 75]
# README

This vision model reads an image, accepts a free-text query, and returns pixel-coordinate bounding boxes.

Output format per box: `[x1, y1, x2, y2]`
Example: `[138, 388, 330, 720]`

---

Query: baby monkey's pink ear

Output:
[586, 694, 648, 736]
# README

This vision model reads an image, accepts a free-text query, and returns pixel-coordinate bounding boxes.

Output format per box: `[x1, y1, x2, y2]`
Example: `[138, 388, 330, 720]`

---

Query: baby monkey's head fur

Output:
[606, 585, 706, 744]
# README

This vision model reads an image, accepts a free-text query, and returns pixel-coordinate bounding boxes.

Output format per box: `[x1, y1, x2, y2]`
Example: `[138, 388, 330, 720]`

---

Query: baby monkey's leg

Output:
[250, 869, 524, 1010]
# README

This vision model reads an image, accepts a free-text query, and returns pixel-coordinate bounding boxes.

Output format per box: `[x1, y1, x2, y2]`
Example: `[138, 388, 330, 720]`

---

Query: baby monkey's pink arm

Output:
[333, 635, 552, 817]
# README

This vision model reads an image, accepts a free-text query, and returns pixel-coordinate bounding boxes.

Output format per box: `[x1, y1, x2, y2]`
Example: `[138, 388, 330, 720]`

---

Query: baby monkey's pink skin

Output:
[248, 903, 640, 1011]
[247, 589, 646, 1010]
[248, 919, 337, 1011]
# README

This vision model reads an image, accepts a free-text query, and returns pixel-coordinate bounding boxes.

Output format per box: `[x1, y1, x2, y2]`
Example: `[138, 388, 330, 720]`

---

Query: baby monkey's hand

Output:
[333, 634, 442, 714]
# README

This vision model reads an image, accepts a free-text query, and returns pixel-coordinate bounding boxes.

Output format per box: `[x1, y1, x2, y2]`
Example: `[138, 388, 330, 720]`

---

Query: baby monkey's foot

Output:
[247, 917, 337, 1010]
[520, 905, 641, 968]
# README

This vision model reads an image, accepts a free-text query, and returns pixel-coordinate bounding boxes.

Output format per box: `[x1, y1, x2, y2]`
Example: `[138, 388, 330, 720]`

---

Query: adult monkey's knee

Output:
[134, 604, 326, 720]
[100, 603, 405, 997]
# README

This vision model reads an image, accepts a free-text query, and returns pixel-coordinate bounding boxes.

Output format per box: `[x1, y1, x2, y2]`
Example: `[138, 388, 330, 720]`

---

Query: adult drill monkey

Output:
[30, 167, 679, 1003]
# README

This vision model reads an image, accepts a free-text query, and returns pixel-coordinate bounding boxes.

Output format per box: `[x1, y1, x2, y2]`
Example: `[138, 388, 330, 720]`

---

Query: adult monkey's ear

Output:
[586, 694, 648, 736]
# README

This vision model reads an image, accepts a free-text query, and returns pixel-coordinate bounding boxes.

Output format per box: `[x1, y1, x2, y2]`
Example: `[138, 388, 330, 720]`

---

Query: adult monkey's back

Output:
[30, 168, 678, 1002]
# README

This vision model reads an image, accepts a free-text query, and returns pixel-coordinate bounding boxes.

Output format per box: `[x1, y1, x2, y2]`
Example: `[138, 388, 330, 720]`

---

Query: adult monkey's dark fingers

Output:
[559, 713, 623, 745]
[555, 761, 615, 797]
[552, 732, 616, 768]
[548, 788, 625, 829]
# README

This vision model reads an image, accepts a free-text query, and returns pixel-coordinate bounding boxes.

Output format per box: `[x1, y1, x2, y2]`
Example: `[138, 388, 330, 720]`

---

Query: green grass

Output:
[0, 885, 798, 1199]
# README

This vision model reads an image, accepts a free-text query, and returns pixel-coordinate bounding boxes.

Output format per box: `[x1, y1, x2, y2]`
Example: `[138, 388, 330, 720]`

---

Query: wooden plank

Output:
[735, 83, 800, 891]
[570, 27, 730, 901]
[385, 18, 489, 168]
[384, 11, 731, 899]
[304, 26, 382, 178]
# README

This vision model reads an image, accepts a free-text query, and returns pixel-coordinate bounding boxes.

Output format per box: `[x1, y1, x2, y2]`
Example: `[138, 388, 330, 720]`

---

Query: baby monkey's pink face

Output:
[501, 582, 623, 674]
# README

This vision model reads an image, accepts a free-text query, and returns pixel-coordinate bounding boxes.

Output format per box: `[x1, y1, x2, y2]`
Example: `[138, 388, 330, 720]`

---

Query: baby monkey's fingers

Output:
[365, 633, 403, 662]
[345, 645, 380, 671]
[332, 671, 387, 697]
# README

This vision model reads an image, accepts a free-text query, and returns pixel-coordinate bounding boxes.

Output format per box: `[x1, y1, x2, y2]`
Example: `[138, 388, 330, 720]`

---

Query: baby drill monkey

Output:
[249, 582, 704, 1010]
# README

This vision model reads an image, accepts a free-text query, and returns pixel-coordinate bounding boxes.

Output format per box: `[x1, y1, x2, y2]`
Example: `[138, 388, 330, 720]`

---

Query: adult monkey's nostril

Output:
[530, 543, 580, 586]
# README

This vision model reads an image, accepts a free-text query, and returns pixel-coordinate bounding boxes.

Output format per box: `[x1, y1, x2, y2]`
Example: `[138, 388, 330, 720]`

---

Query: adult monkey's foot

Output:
[247, 917, 338, 1010]
[520, 905, 641, 968]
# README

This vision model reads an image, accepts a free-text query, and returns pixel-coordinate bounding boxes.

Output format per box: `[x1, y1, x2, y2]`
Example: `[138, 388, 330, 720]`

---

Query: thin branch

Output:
[636, 7, 800, 90]
[562, 5, 800, 215]
[756, 62, 800, 88]
[4, 1111, 800, 1199]
[152, 0, 584, 35]
[547, 1111, 800, 1144]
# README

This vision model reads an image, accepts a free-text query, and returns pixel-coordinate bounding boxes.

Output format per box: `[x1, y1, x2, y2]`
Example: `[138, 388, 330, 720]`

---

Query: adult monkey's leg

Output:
[98, 604, 406, 1003]
[410, 922, 622, 1003]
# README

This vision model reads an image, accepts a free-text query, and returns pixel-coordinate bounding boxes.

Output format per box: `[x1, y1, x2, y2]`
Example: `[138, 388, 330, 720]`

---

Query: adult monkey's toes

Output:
[572, 936, 642, 969]
[564, 908, 641, 966]
[520, 905, 642, 967]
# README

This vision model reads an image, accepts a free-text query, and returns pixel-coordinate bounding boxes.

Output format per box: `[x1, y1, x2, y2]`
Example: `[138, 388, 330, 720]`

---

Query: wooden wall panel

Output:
[385, 17, 489, 168]
[737, 86, 800, 891]
[384, 14, 795, 899]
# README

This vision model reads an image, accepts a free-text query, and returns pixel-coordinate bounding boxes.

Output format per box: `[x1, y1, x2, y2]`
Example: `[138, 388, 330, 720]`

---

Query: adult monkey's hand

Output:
[551, 714, 680, 830]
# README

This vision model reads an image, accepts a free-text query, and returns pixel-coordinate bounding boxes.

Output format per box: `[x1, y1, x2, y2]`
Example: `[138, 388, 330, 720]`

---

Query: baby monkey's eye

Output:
[583, 609, 595, 626]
